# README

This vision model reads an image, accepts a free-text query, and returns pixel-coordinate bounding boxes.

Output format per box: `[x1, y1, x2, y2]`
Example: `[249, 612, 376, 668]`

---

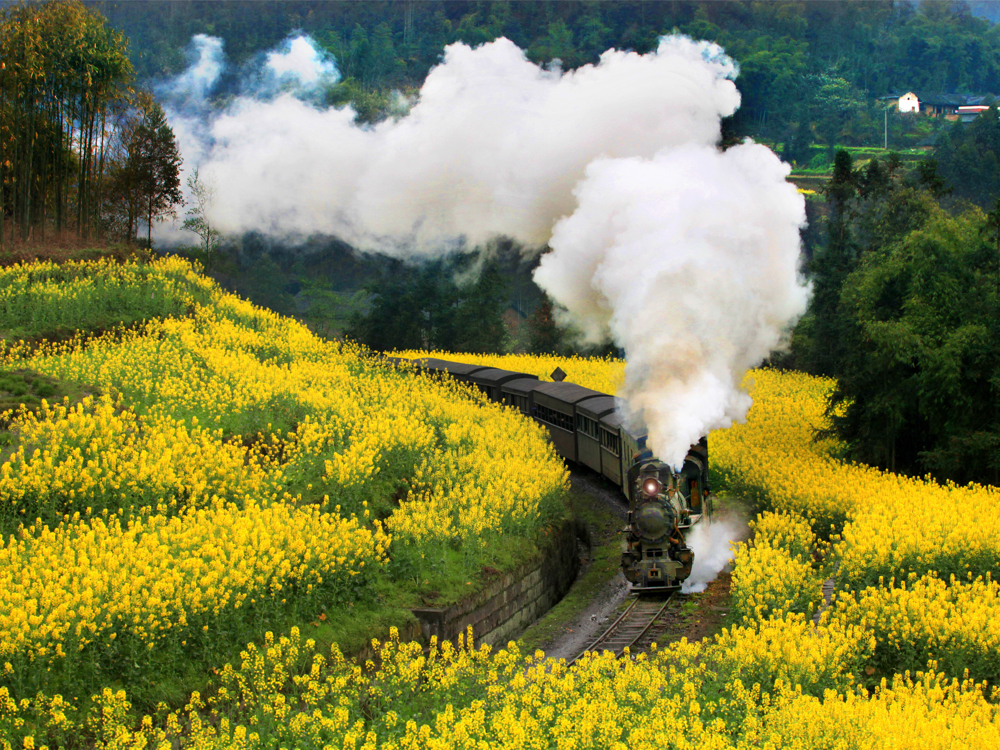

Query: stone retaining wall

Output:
[411, 520, 583, 648]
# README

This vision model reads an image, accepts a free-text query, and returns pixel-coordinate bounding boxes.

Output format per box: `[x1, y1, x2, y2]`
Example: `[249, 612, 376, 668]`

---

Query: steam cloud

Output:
[536, 143, 808, 463]
[681, 516, 744, 594]
[158, 32, 809, 467]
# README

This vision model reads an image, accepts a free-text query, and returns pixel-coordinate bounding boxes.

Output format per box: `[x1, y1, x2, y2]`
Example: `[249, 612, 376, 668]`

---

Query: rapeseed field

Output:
[0, 257, 566, 743]
[1, 260, 999, 748]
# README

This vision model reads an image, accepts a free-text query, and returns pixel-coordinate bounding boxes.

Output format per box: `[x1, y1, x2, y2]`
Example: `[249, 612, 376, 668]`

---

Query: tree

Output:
[915, 158, 951, 199]
[810, 73, 865, 155]
[137, 101, 183, 246]
[0, 0, 133, 246]
[795, 151, 940, 376]
[527, 298, 565, 355]
[346, 254, 510, 354]
[346, 260, 441, 352]
[936, 106, 1000, 208]
[796, 150, 857, 375]
[452, 258, 509, 353]
[529, 19, 578, 67]
[103, 105, 146, 242]
[182, 168, 220, 254]
[828, 206, 1000, 483]
[978, 197, 1000, 300]
[105, 98, 183, 246]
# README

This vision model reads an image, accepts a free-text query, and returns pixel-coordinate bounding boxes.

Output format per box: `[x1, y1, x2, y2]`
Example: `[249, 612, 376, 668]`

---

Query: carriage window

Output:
[575, 413, 600, 438]
[600, 427, 621, 457]
[536, 404, 574, 432]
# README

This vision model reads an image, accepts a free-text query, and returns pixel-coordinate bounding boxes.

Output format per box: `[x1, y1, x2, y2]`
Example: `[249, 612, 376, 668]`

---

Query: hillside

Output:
[0, 259, 1000, 748]
[0, 255, 567, 740]
[0, 257, 998, 746]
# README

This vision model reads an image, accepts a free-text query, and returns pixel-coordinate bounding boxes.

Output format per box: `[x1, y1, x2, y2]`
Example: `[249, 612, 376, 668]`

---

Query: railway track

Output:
[567, 593, 674, 666]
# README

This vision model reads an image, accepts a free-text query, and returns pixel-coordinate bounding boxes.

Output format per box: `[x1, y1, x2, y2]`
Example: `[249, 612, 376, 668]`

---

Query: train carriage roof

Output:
[600, 411, 623, 428]
[409, 357, 449, 370]
[411, 359, 491, 377]
[468, 368, 537, 388]
[533, 382, 607, 413]
[577, 395, 617, 420]
[599, 411, 648, 443]
[500, 377, 547, 396]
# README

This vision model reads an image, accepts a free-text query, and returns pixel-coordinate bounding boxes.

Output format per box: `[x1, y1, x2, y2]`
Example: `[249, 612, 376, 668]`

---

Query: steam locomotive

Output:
[388, 357, 713, 592]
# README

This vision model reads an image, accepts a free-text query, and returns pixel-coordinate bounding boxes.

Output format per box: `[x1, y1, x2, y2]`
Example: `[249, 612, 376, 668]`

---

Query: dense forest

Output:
[87, 0, 1000, 148]
[5, 0, 1000, 484]
[788, 148, 1000, 484]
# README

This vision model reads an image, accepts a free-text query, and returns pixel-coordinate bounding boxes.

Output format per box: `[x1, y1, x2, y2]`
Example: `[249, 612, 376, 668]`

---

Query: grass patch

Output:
[389, 533, 546, 609]
[0, 368, 65, 413]
[0, 255, 216, 346]
[0, 238, 143, 268]
[69, 599, 421, 725]
[0, 367, 98, 458]
[307, 601, 419, 660]
[517, 489, 622, 654]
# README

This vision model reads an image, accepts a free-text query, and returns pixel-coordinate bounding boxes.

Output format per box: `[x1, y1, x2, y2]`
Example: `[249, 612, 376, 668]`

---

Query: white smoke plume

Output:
[154, 33, 340, 244]
[536, 143, 808, 465]
[156, 35, 225, 177]
[158, 33, 225, 108]
[159, 34, 743, 253]
[681, 516, 744, 594]
[249, 35, 340, 100]
[153, 34, 227, 245]
[156, 32, 809, 464]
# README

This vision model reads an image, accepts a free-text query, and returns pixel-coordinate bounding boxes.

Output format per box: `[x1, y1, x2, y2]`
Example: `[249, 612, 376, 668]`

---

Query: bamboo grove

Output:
[0, 1, 181, 249]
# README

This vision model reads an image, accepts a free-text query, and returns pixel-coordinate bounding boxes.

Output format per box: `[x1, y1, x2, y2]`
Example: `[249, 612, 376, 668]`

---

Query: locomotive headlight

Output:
[641, 477, 661, 497]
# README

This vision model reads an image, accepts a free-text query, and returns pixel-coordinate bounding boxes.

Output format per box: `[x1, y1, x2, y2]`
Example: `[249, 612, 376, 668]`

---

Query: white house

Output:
[898, 92, 920, 113]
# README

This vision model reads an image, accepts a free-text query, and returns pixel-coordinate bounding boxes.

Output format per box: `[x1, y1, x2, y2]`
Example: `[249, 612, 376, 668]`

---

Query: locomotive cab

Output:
[678, 437, 712, 523]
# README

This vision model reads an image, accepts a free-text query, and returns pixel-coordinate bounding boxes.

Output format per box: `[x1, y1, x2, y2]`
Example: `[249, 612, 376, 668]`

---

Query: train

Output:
[386, 356, 713, 592]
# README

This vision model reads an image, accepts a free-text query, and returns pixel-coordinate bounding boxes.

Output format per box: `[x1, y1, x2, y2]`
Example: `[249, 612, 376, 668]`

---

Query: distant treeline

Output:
[12, 0, 1000, 486]
[91, 1, 1000, 149]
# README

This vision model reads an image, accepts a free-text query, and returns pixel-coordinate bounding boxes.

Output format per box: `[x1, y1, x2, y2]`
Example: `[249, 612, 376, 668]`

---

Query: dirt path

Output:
[531, 469, 631, 660]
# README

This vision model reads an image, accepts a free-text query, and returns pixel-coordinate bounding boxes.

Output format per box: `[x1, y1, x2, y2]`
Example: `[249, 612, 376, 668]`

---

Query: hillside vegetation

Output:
[0, 256, 567, 744]
[0, 258, 998, 746]
[100, 0, 1000, 153]
[4, 1, 1000, 743]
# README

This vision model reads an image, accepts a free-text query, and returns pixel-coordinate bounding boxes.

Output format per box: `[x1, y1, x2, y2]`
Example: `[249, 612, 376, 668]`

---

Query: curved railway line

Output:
[567, 593, 675, 666]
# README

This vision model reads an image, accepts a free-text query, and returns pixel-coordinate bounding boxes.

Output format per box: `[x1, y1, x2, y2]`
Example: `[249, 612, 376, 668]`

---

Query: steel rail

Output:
[567, 593, 673, 667]
[615, 594, 672, 657]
